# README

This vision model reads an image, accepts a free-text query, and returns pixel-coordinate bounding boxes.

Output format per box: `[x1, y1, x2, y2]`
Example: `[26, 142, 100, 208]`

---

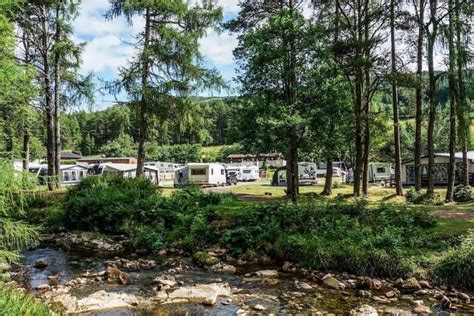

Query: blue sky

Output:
[73, 0, 241, 110]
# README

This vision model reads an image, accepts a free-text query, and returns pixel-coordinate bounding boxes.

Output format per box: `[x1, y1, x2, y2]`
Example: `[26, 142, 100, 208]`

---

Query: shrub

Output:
[405, 189, 442, 205]
[133, 224, 165, 251]
[432, 232, 474, 290]
[453, 185, 472, 202]
[63, 175, 162, 234]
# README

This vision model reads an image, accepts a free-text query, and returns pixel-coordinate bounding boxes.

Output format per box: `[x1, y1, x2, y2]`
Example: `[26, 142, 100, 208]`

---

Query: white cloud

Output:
[199, 29, 237, 66]
[218, 0, 240, 14]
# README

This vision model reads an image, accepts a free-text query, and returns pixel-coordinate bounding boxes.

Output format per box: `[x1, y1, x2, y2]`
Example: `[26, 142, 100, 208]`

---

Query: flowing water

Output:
[21, 247, 473, 315]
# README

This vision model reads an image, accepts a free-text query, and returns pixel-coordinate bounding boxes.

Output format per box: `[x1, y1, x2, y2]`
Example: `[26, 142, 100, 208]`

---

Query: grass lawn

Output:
[200, 145, 224, 161]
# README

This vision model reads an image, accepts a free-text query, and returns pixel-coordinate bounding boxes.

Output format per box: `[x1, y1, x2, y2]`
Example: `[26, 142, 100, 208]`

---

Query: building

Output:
[402, 152, 474, 185]
[41, 152, 82, 163]
[226, 153, 286, 168]
[77, 157, 137, 165]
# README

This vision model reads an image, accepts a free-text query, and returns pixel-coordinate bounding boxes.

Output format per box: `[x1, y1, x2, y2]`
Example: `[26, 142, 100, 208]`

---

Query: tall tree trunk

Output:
[391, 0, 403, 196]
[455, 0, 469, 186]
[287, 141, 299, 202]
[54, 5, 61, 188]
[414, 0, 425, 191]
[322, 159, 333, 195]
[353, 0, 364, 197]
[362, 2, 370, 197]
[41, 5, 56, 191]
[136, 7, 151, 176]
[426, 0, 439, 195]
[446, 0, 457, 202]
[22, 132, 30, 172]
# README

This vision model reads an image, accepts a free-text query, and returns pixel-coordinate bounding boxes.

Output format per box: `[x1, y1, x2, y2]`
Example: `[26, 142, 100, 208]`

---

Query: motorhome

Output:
[226, 165, 260, 182]
[271, 162, 318, 186]
[102, 163, 161, 186]
[174, 163, 227, 187]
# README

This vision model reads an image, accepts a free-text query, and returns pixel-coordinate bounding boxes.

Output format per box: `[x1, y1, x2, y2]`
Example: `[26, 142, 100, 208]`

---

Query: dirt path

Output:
[433, 210, 474, 220]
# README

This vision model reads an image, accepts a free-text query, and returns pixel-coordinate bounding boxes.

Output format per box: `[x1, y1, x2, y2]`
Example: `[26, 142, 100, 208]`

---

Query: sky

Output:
[73, 0, 241, 110]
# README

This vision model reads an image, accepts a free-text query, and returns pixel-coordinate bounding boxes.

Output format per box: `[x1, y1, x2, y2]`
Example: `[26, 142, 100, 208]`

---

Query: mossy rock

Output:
[193, 251, 220, 267]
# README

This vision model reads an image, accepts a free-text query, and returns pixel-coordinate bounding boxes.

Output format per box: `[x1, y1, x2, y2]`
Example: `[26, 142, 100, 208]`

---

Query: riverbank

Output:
[8, 235, 474, 315]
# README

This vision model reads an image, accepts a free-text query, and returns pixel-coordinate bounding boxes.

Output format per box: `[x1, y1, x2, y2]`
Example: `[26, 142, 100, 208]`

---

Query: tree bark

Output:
[22, 132, 30, 172]
[414, 0, 425, 191]
[362, 1, 370, 197]
[54, 5, 61, 188]
[41, 5, 56, 191]
[136, 7, 151, 176]
[426, 0, 439, 195]
[286, 141, 299, 202]
[321, 159, 333, 195]
[445, 0, 457, 202]
[455, 0, 469, 186]
[391, 0, 403, 196]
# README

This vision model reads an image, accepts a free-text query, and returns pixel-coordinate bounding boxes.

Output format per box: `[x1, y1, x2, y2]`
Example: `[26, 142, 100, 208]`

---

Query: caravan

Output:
[271, 162, 318, 186]
[368, 163, 393, 186]
[226, 165, 260, 182]
[174, 163, 227, 187]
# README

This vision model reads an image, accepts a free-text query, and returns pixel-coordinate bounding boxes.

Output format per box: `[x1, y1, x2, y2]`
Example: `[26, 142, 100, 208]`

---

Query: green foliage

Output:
[133, 224, 165, 251]
[63, 175, 162, 234]
[99, 132, 137, 157]
[0, 287, 49, 315]
[405, 189, 442, 205]
[146, 143, 202, 163]
[453, 185, 472, 202]
[0, 160, 40, 265]
[432, 231, 474, 289]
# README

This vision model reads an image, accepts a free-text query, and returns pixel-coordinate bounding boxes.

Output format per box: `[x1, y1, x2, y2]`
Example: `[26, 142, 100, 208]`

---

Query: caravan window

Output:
[376, 167, 386, 173]
[191, 168, 206, 176]
[221, 169, 225, 175]
[243, 170, 252, 174]
[63, 171, 70, 182]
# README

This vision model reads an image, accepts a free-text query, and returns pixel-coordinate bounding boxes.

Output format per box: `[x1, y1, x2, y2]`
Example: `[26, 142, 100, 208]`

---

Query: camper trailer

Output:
[368, 163, 393, 186]
[271, 162, 318, 186]
[174, 163, 227, 187]
[145, 161, 181, 184]
[30, 164, 89, 185]
[102, 163, 161, 186]
[226, 165, 260, 182]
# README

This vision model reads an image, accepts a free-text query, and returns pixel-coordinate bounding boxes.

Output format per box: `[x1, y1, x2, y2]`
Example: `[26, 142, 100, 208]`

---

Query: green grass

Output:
[0, 287, 50, 315]
[200, 145, 224, 161]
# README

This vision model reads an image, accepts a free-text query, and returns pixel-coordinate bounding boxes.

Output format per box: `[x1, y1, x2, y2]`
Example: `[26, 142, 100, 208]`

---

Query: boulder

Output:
[210, 263, 237, 274]
[357, 290, 372, 298]
[350, 304, 378, 316]
[458, 292, 471, 304]
[321, 274, 345, 290]
[254, 270, 279, 278]
[193, 251, 220, 267]
[413, 305, 431, 314]
[105, 267, 131, 285]
[48, 275, 61, 287]
[153, 291, 168, 302]
[152, 275, 177, 288]
[75, 291, 140, 313]
[253, 304, 266, 311]
[34, 259, 48, 269]
[401, 277, 421, 292]
[167, 283, 231, 305]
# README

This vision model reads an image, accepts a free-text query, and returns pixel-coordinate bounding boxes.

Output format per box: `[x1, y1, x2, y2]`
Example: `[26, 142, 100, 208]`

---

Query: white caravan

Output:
[174, 163, 227, 187]
[102, 163, 161, 186]
[226, 165, 260, 182]
[271, 162, 318, 186]
[368, 163, 393, 186]
[144, 161, 181, 184]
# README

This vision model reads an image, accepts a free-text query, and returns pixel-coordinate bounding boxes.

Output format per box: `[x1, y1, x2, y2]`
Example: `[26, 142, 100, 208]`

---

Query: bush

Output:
[432, 232, 474, 290]
[453, 185, 472, 202]
[406, 189, 442, 205]
[63, 175, 163, 234]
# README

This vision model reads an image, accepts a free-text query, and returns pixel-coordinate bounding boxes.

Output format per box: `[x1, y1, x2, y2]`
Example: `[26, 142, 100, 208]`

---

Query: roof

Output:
[103, 163, 159, 172]
[227, 153, 283, 159]
[78, 157, 136, 162]
[402, 151, 474, 164]
[31, 164, 88, 171]
[187, 163, 225, 167]
[42, 152, 82, 160]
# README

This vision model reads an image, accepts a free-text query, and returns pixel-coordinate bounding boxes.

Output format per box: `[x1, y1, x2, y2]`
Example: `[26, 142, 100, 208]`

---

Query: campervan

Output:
[174, 163, 227, 187]
[271, 162, 318, 186]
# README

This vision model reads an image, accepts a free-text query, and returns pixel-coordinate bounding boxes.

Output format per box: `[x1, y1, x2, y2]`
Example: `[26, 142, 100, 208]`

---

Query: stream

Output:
[21, 246, 474, 315]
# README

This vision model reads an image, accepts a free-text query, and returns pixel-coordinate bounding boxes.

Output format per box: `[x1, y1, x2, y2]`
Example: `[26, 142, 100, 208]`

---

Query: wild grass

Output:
[0, 287, 49, 316]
